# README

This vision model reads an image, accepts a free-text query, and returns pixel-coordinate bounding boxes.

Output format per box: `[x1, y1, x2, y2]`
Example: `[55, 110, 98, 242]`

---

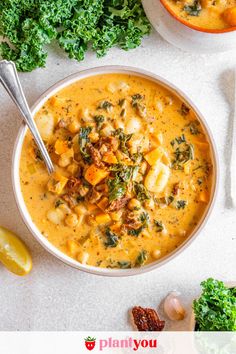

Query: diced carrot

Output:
[144, 147, 164, 166]
[47, 172, 68, 195]
[195, 141, 209, 151]
[150, 133, 163, 146]
[84, 164, 109, 186]
[50, 96, 60, 107]
[162, 151, 171, 166]
[95, 213, 111, 224]
[110, 222, 122, 232]
[87, 203, 99, 212]
[54, 140, 69, 155]
[223, 7, 236, 26]
[199, 190, 209, 203]
[97, 197, 109, 211]
[102, 151, 118, 164]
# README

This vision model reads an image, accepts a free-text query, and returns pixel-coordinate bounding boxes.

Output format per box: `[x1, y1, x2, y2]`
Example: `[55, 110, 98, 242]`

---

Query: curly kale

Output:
[0, 0, 151, 71]
[193, 278, 236, 331]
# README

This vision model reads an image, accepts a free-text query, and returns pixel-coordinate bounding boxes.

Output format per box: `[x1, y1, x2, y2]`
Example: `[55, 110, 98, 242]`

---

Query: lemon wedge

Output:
[0, 226, 32, 276]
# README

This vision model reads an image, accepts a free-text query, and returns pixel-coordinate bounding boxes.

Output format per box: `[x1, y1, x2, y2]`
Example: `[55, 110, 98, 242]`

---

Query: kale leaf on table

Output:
[0, 0, 151, 72]
[193, 278, 236, 331]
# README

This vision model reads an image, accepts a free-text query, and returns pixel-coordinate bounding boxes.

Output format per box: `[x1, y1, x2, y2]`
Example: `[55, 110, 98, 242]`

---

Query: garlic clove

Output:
[163, 291, 186, 321]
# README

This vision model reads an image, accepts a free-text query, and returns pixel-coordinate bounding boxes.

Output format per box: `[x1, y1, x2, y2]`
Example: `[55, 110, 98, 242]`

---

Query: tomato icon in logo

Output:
[84, 336, 96, 351]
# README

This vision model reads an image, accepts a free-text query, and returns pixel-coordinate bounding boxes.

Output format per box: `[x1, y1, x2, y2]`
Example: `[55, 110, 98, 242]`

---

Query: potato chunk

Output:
[84, 164, 109, 186]
[125, 117, 141, 134]
[47, 172, 68, 195]
[35, 113, 55, 141]
[47, 208, 64, 225]
[145, 162, 170, 193]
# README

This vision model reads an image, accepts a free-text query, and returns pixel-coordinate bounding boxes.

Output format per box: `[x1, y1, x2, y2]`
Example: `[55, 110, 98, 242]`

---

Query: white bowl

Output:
[12, 65, 219, 277]
[142, 0, 236, 53]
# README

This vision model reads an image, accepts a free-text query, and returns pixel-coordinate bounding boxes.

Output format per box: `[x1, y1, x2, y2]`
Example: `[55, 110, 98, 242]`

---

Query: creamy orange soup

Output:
[20, 74, 213, 269]
[164, 0, 236, 30]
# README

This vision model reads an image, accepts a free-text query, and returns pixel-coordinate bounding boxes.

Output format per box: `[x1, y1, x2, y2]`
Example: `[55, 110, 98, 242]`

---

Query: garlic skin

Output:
[163, 291, 186, 321]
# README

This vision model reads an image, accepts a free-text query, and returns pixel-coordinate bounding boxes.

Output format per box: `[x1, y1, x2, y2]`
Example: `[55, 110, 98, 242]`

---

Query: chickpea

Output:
[110, 210, 123, 221]
[128, 198, 141, 211]
[65, 213, 78, 228]
[100, 124, 113, 137]
[74, 204, 87, 216]
[58, 203, 71, 215]
[144, 198, 155, 210]
[152, 249, 161, 259]
[58, 156, 71, 167]
[47, 208, 64, 225]
[68, 120, 80, 134]
[223, 7, 236, 26]
[140, 161, 148, 175]
[79, 108, 93, 122]
[178, 229, 186, 237]
[88, 132, 99, 143]
[67, 163, 78, 175]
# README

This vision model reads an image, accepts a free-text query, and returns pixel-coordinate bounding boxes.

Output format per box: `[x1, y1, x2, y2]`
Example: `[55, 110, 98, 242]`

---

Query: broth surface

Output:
[164, 0, 236, 30]
[20, 74, 213, 269]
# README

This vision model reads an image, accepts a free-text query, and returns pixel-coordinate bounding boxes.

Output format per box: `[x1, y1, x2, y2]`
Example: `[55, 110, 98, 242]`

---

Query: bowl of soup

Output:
[12, 66, 218, 276]
[142, 0, 236, 52]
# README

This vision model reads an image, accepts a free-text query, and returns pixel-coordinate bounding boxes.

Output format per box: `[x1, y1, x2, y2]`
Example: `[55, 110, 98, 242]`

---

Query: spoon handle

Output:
[0, 60, 54, 174]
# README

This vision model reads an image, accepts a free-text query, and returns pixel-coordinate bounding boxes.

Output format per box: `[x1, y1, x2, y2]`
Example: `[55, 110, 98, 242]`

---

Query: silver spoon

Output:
[0, 60, 54, 174]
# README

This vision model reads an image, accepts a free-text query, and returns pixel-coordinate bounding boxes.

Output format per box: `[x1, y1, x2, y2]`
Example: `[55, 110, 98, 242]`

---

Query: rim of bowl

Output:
[12, 65, 219, 277]
[160, 0, 236, 34]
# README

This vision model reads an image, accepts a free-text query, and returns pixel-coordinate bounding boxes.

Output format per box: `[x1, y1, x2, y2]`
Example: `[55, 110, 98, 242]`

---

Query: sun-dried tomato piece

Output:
[132, 306, 165, 332]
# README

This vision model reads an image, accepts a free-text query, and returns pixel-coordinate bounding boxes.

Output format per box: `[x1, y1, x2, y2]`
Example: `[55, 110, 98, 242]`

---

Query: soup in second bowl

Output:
[163, 0, 236, 30]
[20, 73, 214, 269]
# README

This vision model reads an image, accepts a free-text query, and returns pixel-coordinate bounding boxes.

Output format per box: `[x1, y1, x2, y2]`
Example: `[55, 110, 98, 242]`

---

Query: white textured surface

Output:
[0, 31, 236, 331]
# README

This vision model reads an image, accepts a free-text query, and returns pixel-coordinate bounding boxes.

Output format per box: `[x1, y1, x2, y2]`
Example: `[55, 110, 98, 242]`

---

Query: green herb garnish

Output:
[134, 182, 150, 201]
[113, 128, 132, 155]
[154, 220, 164, 232]
[98, 100, 113, 112]
[79, 126, 92, 163]
[184, 0, 202, 16]
[176, 200, 187, 209]
[131, 93, 144, 106]
[108, 164, 138, 202]
[118, 261, 131, 269]
[94, 115, 105, 129]
[189, 121, 200, 135]
[193, 278, 236, 331]
[0, 0, 151, 72]
[172, 142, 194, 170]
[128, 212, 150, 236]
[135, 250, 148, 266]
[175, 134, 186, 145]
[107, 176, 126, 202]
[104, 228, 119, 248]
[55, 199, 64, 208]
[180, 103, 190, 116]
